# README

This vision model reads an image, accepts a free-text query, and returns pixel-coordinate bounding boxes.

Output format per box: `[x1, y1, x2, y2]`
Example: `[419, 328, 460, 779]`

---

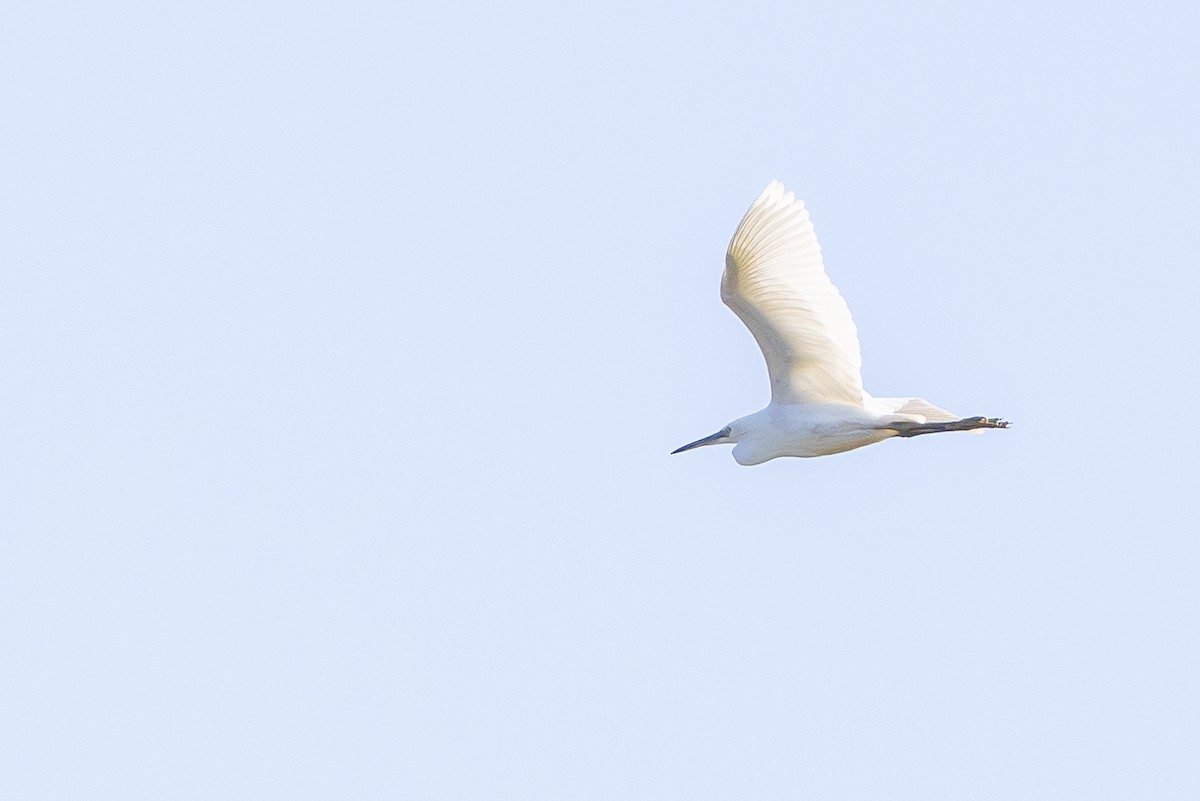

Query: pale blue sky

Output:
[3, 1, 1199, 799]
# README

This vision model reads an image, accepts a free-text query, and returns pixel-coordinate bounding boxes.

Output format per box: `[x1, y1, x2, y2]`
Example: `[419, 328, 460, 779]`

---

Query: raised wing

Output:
[721, 181, 864, 406]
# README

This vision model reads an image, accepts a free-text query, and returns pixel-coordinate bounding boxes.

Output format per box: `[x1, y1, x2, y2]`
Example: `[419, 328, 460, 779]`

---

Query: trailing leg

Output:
[889, 416, 1010, 438]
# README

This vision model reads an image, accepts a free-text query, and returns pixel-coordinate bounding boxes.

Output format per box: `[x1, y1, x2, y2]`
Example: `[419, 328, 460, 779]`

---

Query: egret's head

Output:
[671, 425, 733, 455]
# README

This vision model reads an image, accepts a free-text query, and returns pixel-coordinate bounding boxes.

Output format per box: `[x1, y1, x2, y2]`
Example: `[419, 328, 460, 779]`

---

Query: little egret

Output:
[674, 181, 1009, 465]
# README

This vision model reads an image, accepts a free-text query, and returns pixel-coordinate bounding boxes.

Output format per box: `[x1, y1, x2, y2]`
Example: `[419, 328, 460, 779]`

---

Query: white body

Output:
[723, 398, 952, 465]
[675, 181, 1003, 465]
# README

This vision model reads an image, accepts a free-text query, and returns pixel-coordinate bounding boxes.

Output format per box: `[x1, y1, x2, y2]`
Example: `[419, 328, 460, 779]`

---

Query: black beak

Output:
[671, 427, 731, 454]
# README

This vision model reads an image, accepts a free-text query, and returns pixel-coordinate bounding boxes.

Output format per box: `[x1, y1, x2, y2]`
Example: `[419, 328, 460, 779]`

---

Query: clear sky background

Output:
[4, 1, 1199, 799]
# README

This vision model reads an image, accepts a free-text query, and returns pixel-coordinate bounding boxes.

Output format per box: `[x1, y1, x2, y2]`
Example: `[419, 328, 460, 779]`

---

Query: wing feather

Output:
[721, 181, 864, 406]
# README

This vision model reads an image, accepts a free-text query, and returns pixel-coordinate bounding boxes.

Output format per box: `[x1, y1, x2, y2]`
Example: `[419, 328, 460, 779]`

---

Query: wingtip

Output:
[756, 179, 798, 209]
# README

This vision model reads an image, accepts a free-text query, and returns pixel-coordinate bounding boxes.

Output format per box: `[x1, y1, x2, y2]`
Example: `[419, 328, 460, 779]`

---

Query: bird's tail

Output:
[866, 395, 961, 424]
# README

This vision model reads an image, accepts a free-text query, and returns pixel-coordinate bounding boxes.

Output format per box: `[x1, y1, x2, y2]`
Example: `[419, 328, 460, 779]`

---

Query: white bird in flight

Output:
[674, 181, 1009, 465]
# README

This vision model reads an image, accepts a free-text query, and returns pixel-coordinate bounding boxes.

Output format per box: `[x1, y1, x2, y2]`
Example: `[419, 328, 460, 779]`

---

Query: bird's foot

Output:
[964, 416, 1011, 429]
